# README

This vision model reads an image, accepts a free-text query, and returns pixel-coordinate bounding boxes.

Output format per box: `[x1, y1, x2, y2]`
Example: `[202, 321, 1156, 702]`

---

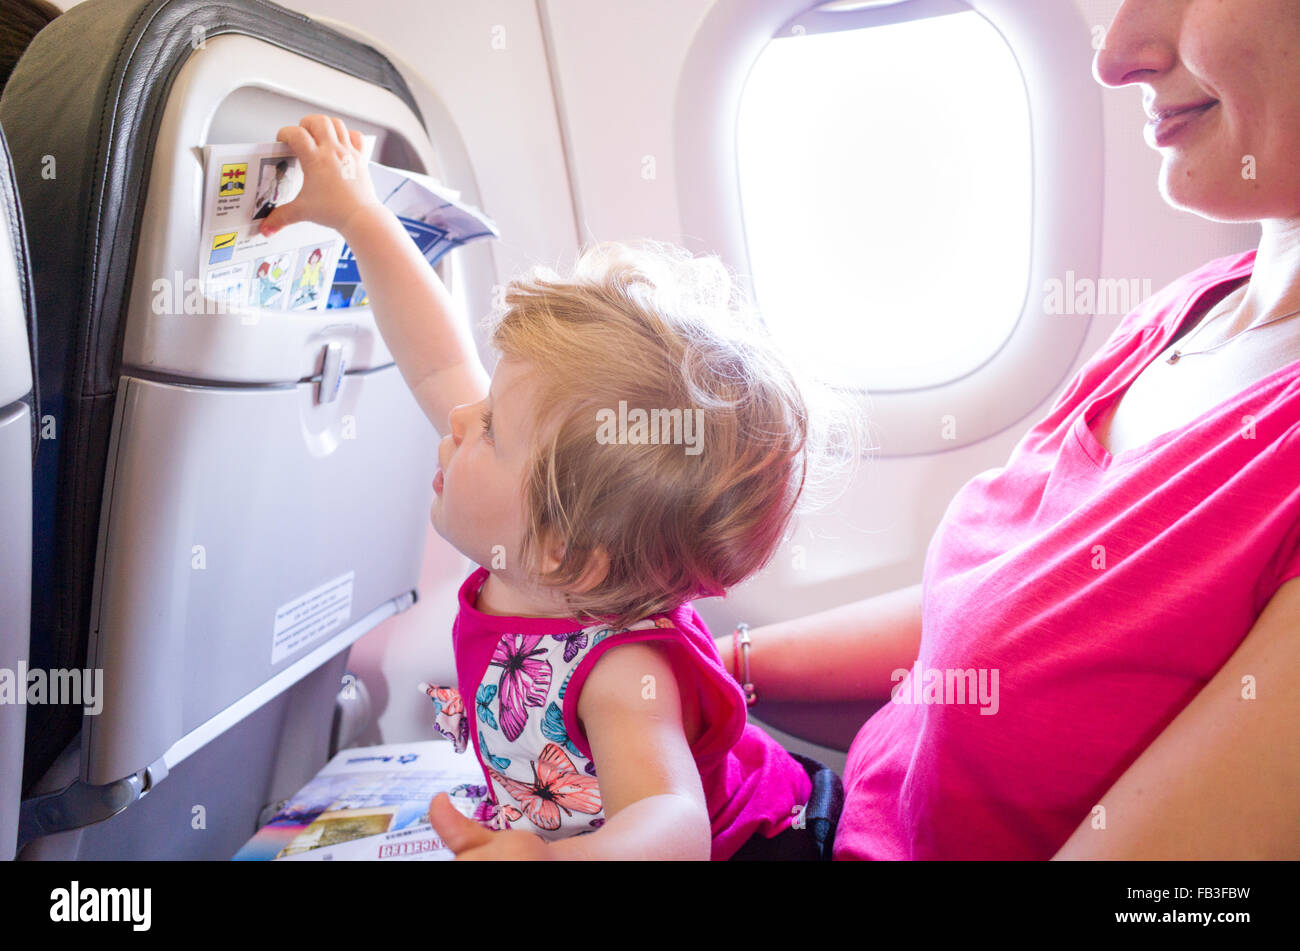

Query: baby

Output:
[262, 115, 857, 860]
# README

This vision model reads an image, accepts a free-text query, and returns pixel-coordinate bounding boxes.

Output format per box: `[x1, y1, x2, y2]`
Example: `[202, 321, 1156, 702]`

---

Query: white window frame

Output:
[675, 0, 1104, 456]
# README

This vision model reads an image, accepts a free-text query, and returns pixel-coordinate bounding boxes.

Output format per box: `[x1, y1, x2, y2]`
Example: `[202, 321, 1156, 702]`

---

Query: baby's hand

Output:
[428, 793, 553, 861]
[260, 114, 381, 238]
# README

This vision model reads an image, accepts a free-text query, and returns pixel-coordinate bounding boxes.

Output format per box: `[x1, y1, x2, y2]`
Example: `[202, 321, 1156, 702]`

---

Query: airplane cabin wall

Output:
[43, 0, 1261, 764]
[531, 0, 1258, 768]
[213, 0, 1265, 759]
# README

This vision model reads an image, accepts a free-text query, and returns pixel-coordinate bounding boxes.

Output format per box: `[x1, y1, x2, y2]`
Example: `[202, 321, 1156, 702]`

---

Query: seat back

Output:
[0, 118, 38, 861]
[1, 0, 440, 819]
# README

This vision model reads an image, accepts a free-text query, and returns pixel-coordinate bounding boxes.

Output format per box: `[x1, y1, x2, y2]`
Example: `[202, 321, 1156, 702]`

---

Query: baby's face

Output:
[430, 355, 540, 581]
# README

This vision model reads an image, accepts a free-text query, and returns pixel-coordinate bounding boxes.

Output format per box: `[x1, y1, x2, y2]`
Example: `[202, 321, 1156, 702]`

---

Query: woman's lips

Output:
[1146, 101, 1217, 148]
[433, 469, 444, 494]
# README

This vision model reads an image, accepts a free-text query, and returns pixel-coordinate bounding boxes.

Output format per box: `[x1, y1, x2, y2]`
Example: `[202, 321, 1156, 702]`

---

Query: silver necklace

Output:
[1166, 301, 1300, 364]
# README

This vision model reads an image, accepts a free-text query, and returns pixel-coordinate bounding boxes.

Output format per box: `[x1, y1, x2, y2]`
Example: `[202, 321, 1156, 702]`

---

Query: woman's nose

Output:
[1093, 0, 1176, 89]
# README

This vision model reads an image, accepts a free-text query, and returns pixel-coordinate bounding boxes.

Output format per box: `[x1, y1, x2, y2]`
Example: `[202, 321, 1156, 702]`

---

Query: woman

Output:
[721, 0, 1300, 860]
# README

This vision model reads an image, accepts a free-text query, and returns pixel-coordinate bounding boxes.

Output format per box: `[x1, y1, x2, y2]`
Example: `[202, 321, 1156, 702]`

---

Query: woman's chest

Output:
[1091, 337, 1300, 457]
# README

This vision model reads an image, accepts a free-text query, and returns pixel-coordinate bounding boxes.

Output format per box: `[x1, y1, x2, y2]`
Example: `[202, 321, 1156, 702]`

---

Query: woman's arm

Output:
[1052, 575, 1300, 859]
[717, 582, 924, 703]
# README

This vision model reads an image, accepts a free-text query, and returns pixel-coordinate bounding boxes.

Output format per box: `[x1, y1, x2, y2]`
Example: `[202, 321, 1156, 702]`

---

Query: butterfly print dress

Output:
[423, 614, 678, 838]
[423, 567, 814, 857]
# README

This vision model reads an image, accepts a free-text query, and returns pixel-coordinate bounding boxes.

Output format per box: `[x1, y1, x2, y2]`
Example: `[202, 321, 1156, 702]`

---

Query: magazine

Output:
[200, 136, 498, 314]
[231, 740, 488, 861]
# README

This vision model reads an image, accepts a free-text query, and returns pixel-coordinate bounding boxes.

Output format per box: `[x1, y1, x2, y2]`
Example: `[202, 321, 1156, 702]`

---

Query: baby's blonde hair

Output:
[486, 240, 863, 628]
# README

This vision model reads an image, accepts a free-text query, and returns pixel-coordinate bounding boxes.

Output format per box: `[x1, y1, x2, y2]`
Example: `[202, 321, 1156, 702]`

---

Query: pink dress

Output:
[836, 249, 1300, 859]
[423, 567, 812, 860]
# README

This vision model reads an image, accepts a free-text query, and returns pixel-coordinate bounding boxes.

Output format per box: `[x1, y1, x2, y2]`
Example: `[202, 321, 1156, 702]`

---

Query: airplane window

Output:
[737, 9, 1032, 391]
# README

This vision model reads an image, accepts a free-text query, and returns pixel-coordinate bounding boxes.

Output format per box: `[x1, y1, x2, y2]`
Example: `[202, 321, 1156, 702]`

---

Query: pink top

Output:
[449, 568, 812, 860]
[836, 250, 1300, 859]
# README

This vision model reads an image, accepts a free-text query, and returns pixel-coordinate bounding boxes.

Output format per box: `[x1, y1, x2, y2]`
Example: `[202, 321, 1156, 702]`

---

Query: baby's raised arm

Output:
[260, 115, 488, 435]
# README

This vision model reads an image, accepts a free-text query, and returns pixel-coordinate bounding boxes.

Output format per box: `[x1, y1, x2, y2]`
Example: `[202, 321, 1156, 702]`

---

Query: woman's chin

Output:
[1158, 169, 1257, 223]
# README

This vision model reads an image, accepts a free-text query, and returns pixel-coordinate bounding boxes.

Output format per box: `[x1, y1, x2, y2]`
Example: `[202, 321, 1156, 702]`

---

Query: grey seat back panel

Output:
[0, 119, 35, 860]
[0, 404, 31, 861]
[0, 0, 427, 794]
[85, 368, 434, 784]
[0, 124, 36, 451]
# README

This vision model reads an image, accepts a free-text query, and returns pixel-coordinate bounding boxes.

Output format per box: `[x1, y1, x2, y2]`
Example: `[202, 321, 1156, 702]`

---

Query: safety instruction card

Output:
[199, 135, 498, 313]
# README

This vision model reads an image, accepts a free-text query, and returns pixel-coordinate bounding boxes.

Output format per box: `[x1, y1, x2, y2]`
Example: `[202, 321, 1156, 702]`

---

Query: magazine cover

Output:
[326, 162, 499, 309]
[232, 740, 488, 861]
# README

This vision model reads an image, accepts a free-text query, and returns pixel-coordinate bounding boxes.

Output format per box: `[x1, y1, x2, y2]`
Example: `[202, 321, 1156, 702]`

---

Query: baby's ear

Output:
[569, 546, 610, 595]
[540, 532, 609, 594]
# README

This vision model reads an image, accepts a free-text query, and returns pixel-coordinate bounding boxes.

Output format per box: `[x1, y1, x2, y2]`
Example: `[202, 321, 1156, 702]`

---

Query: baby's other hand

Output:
[428, 792, 553, 861]
[260, 114, 381, 238]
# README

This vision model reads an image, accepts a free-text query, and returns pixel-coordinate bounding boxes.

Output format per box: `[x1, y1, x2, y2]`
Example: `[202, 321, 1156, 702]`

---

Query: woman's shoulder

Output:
[1118, 248, 1256, 337]
[1068, 250, 1257, 387]
[1170, 248, 1255, 285]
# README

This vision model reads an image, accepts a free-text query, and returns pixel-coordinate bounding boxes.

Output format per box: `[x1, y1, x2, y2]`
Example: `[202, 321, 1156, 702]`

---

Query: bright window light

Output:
[737, 10, 1032, 391]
